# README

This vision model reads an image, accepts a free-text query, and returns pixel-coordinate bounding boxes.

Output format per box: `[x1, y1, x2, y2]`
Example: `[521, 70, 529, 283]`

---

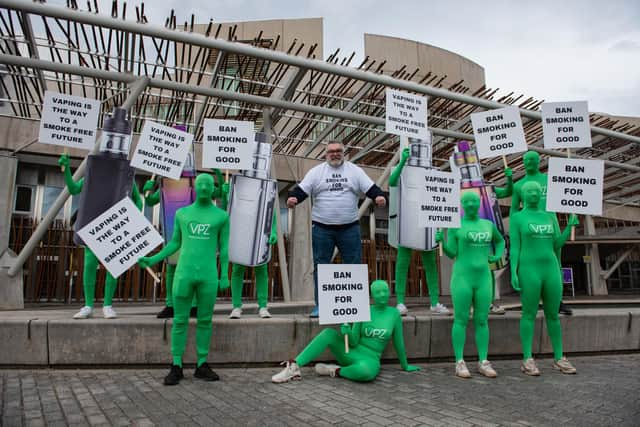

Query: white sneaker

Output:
[229, 308, 242, 319]
[455, 360, 471, 379]
[490, 304, 506, 315]
[102, 306, 117, 319]
[477, 360, 497, 378]
[259, 308, 272, 318]
[521, 358, 541, 376]
[396, 303, 408, 316]
[73, 306, 93, 319]
[271, 361, 302, 383]
[553, 357, 577, 374]
[430, 303, 450, 315]
[314, 363, 339, 377]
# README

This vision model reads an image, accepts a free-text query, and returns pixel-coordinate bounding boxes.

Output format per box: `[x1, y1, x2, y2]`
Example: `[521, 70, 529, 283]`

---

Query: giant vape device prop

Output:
[389, 136, 438, 251]
[451, 140, 506, 269]
[74, 107, 134, 245]
[159, 125, 196, 244]
[227, 133, 277, 266]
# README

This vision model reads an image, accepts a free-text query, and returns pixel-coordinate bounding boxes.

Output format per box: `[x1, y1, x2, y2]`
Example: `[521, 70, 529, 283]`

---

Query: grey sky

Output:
[51, 0, 640, 116]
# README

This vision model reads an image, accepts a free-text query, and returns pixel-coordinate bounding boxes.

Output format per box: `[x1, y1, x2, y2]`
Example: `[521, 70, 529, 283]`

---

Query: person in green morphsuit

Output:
[271, 280, 420, 383]
[488, 166, 512, 315]
[435, 191, 505, 379]
[142, 169, 227, 319]
[138, 173, 230, 386]
[511, 150, 573, 316]
[229, 211, 278, 319]
[390, 147, 449, 316]
[510, 181, 578, 376]
[59, 153, 143, 320]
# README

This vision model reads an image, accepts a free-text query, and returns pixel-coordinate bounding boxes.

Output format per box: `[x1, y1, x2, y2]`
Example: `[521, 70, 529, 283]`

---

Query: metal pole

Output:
[8, 77, 150, 277]
[4, 54, 640, 175]
[1, 0, 638, 145]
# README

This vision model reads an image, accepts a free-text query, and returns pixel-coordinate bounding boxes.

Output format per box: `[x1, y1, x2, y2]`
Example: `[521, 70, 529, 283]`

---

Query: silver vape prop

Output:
[74, 108, 134, 245]
[227, 133, 277, 266]
[388, 136, 438, 251]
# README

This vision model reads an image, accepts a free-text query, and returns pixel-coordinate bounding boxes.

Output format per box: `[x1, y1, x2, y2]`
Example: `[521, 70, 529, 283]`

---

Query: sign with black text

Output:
[202, 119, 255, 170]
[77, 197, 163, 278]
[470, 106, 527, 159]
[546, 158, 603, 216]
[418, 169, 461, 228]
[385, 89, 428, 139]
[39, 91, 100, 151]
[541, 101, 591, 149]
[318, 264, 370, 325]
[130, 121, 193, 180]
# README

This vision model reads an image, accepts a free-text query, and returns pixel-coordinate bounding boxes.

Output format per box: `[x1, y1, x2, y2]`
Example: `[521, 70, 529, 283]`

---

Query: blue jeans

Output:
[312, 222, 362, 306]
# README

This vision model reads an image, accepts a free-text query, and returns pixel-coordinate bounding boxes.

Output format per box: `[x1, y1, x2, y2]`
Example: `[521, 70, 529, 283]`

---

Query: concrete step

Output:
[1, 306, 639, 366]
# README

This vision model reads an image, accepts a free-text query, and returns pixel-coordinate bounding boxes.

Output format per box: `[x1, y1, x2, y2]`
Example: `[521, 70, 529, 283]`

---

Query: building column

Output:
[0, 151, 23, 309]
[289, 202, 314, 301]
[585, 215, 608, 296]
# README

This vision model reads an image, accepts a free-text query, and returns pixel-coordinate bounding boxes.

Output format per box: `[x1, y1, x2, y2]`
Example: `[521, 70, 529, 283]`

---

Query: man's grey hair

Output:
[325, 141, 344, 150]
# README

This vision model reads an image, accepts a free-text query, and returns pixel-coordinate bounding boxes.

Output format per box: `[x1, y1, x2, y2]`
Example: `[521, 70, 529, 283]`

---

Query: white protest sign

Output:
[470, 106, 527, 159]
[202, 119, 255, 170]
[546, 158, 603, 216]
[77, 197, 163, 278]
[385, 88, 429, 139]
[130, 121, 193, 180]
[419, 169, 461, 228]
[38, 91, 100, 151]
[318, 264, 370, 325]
[541, 101, 592, 149]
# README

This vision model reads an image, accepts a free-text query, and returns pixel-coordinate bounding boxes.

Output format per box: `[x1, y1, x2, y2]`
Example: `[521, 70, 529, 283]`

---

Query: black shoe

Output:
[164, 365, 184, 386]
[559, 302, 573, 316]
[190, 307, 197, 318]
[194, 362, 220, 381]
[157, 306, 174, 319]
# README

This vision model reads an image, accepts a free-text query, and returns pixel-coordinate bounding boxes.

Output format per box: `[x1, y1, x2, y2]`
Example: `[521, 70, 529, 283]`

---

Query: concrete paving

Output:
[1, 354, 639, 426]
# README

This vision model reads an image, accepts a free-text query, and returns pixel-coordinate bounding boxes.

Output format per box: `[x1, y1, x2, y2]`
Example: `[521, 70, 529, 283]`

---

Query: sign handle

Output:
[502, 155, 508, 169]
[438, 229, 443, 256]
[565, 149, 576, 241]
[225, 169, 230, 182]
[344, 333, 349, 354]
[144, 174, 156, 198]
[145, 267, 160, 283]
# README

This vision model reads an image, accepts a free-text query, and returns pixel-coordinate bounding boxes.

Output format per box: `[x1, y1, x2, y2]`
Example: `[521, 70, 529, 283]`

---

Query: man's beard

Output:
[327, 158, 344, 167]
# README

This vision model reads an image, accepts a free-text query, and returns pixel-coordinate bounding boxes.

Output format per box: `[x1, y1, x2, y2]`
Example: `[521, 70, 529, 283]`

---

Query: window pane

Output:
[42, 186, 64, 219]
[14, 186, 34, 213]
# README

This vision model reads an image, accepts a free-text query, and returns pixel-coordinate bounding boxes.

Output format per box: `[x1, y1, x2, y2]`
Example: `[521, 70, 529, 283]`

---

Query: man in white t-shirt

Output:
[287, 141, 387, 317]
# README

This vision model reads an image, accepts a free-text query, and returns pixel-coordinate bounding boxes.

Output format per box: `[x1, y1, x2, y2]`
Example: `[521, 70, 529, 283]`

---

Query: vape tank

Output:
[74, 107, 134, 245]
[227, 133, 277, 266]
[388, 133, 438, 251]
[159, 125, 196, 245]
[451, 140, 506, 269]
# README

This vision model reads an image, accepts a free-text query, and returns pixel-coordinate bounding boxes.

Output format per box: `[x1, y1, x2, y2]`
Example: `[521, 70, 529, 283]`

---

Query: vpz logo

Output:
[467, 231, 491, 243]
[364, 328, 387, 339]
[528, 224, 553, 234]
[188, 222, 210, 238]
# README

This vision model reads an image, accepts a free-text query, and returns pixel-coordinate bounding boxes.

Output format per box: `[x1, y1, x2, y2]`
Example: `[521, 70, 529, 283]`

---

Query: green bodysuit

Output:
[437, 192, 505, 362]
[139, 174, 230, 368]
[510, 181, 577, 361]
[390, 148, 439, 308]
[295, 280, 420, 382]
[59, 154, 142, 309]
[143, 169, 226, 311]
[230, 212, 278, 310]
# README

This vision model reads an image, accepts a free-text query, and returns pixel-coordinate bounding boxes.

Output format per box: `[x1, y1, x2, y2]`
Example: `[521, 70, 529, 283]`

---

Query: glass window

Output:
[42, 186, 64, 219]
[13, 185, 35, 214]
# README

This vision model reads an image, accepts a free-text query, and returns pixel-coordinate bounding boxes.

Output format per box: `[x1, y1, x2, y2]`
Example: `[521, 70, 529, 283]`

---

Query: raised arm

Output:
[494, 167, 513, 199]
[509, 215, 522, 291]
[392, 313, 420, 372]
[510, 182, 521, 217]
[142, 179, 161, 206]
[488, 223, 505, 263]
[130, 183, 143, 211]
[554, 213, 579, 251]
[58, 154, 84, 195]
[389, 147, 410, 187]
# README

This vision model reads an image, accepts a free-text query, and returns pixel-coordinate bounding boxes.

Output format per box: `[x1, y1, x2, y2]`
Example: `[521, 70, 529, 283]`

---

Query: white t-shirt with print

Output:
[298, 161, 374, 225]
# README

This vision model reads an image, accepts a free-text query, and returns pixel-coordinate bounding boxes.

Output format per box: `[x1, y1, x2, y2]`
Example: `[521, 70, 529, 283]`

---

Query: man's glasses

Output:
[326, 149, 344, 154]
